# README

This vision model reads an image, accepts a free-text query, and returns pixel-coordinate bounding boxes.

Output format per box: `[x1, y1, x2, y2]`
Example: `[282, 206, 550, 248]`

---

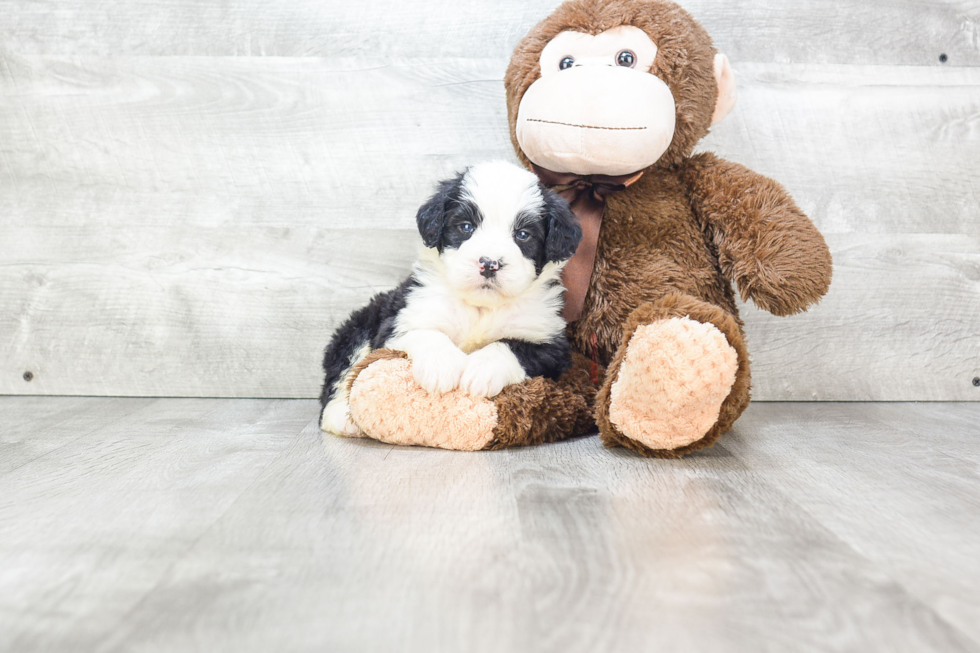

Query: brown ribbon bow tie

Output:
[532, 164, 644, 322]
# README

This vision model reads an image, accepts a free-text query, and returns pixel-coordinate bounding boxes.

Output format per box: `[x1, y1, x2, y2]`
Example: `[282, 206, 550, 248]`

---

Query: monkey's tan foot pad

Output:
[348, 356, 497, 451]
[608, 317, 737, 451]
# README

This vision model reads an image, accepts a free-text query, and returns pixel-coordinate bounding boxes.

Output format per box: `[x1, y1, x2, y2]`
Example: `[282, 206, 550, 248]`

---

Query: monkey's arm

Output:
[679, 152, 832, 316]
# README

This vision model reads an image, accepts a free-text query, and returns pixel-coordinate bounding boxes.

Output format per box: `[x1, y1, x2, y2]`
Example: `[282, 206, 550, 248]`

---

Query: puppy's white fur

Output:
[391, 162, 566, 396]
[320, 342, 371, 437]
[387, 247, 565, 395]
[460, 342, 529, 398]
[441, 162, 547, 307]
[321, 161, 570, 436]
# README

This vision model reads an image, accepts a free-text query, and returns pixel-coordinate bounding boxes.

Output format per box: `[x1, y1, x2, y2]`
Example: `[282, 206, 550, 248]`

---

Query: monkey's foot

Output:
[603, 317, 737, 455]
[348, 350, 497, 451]
[346, 349, 596, 451]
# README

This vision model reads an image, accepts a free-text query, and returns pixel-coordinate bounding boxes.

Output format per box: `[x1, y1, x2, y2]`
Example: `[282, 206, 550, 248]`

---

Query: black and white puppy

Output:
[319, 160, 582, 436]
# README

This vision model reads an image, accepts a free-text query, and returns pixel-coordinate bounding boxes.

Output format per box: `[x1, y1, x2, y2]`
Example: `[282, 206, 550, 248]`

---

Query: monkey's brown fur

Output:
[500, 0, 831, 455]
[347, 0, 831, 457]
[486, 351, 600, 449]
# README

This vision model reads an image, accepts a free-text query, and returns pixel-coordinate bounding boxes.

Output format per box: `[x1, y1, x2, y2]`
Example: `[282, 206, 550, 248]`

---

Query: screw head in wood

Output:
[973, 377, 980, 387]
[939, 53, 948, 63]
[23, 371, 34, 382]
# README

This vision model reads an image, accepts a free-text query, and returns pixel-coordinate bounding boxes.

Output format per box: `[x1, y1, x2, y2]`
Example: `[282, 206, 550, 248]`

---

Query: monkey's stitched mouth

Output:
[526, 118, 647, 131]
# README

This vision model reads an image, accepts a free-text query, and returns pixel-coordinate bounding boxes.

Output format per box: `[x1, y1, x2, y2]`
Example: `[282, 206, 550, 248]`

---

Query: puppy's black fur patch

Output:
[500, 336, 572, 380]
[318, 277, 418, 407]
[416, 172, 482, 252]
[542, 187, 582, 264]
[512, 186, 582, 273]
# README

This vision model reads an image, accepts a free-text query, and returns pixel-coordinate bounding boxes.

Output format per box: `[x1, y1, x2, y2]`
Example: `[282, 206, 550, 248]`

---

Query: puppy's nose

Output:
[479, 257, 501, 278]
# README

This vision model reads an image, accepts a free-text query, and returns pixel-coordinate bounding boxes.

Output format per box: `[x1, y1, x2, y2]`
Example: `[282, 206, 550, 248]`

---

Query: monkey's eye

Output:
[515, 230, 531, 241]
[559, 56, 575, 70]
[459, 222, 474, 233]
[616, 50, 636, 67]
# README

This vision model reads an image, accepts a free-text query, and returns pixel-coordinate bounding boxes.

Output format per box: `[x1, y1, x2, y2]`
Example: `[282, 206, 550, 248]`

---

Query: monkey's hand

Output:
[680, 152, 832, 316]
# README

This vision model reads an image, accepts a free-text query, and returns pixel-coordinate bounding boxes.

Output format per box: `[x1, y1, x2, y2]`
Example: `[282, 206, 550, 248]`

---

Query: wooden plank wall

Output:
[1, 0, 978, 400]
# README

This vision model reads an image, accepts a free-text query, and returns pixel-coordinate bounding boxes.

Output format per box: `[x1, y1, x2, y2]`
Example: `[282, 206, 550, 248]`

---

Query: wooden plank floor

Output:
[1, 398, 978, 652]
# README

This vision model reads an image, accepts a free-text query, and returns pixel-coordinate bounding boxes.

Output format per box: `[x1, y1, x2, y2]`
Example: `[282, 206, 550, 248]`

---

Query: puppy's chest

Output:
[400, 291, 525, 353]
[447, 307, 517, 353]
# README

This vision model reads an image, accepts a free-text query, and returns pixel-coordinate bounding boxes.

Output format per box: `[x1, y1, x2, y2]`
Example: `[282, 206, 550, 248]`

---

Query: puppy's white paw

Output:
[320, 399, 361, 437]
[411, 346, 468, 395]
[459, 343, 528, 398]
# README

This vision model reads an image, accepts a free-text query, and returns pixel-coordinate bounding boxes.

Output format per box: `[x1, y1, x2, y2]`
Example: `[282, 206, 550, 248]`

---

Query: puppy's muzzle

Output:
[478, 257, 502, 279]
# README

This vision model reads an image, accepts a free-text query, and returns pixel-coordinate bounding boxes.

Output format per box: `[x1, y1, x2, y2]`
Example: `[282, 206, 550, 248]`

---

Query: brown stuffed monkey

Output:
[344, 0, 832, 457]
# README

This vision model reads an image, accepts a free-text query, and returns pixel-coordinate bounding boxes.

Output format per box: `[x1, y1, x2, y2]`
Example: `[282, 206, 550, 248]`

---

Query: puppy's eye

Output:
[515, 230, 530, 241]
[459, 222, 474, 233]
[559, 56, 575, 71]
[616, 50, 636, 67]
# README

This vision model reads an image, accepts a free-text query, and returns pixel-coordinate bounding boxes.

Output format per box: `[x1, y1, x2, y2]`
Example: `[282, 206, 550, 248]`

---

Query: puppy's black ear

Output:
[416, 173, 464, 250]
[543, 190, 582, 262]
[415, 188, 447, 249]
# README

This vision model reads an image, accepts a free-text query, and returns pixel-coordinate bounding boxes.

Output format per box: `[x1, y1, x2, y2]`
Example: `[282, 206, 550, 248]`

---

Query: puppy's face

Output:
[416, 161, 581, 305]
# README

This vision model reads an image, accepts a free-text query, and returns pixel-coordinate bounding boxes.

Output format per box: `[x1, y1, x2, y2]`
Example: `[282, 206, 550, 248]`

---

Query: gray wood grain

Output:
[700, 63, 980, 235]
[2, 57, 978, 235]
[1, 0, 977, 66]
[0, 396, 157, 474]
[2, 230, 977, 400]
[1, 53, 978, 399]
[724, 402, 980, 644]
[0, 54, 508, 231]
[743, 233, 980, 401]
[0, 397, 315, 653]
[0, 225, 419, 397]
[1, 397, 979, 652]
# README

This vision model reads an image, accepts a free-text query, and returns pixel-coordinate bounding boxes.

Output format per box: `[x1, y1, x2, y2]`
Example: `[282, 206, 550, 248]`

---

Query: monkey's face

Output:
[516, 26, 675, 176]
[506, 0, 737, 177]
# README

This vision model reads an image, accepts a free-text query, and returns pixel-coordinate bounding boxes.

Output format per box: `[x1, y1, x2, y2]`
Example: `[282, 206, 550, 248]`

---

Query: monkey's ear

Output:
[711, 53, 737, 126]
[544, 191, 582, 262]
[416, 177, 457, 249]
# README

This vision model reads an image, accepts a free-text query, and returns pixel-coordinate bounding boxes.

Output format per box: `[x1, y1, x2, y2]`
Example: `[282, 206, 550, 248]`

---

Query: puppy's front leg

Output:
[460, 336, 573, 398]
[387, 330, 468, 395]
[459, 342, 529, 398]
